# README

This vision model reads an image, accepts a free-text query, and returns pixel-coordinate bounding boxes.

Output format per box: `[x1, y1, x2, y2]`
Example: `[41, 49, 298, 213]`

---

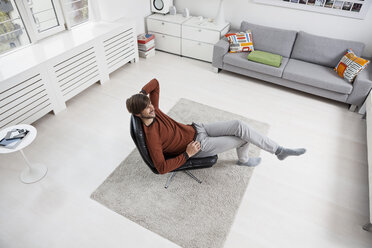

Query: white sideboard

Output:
[146, 14, 230, 62]
[182, 17, 230, 62]
[0, 19, 138, 130]
[147, 14, 191, 55]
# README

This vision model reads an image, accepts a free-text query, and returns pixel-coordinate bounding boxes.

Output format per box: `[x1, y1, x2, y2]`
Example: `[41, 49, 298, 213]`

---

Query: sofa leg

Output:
[349, 104, 357, 112]
[164, 172, 177, 189]
[362, 222, 372, 232]
[212, 67, 221, 73]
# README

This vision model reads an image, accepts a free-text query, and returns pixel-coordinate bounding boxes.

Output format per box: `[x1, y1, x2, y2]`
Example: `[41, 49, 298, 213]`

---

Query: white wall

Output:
[174, 0, 372, 57]
[96, 0, 151, 34]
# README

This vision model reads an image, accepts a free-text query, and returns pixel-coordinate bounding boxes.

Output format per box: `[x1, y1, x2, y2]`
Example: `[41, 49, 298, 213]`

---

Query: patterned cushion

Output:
[334, 49, 370, 83]
[225, 31, 254, 53]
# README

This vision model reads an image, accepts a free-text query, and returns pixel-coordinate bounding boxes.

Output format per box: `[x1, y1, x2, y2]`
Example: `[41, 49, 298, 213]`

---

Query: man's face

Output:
[139, 102, 155, 119]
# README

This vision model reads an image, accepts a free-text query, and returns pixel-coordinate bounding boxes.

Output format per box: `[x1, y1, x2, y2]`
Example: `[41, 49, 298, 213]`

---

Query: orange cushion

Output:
[334, 49, 369, 83]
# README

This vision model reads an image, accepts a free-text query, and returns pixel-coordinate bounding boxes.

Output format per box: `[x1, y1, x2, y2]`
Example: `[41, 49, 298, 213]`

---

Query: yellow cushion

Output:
[334, 49, 369, 83]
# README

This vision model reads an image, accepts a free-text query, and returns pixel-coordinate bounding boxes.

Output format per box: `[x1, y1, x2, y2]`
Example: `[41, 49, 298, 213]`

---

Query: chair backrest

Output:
[130, 115, 159, 174]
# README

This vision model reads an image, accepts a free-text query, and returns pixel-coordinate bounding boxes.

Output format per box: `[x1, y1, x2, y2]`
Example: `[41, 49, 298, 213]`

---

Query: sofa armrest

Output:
[212, 38, 229, 69]
[347, 63, 372, 107]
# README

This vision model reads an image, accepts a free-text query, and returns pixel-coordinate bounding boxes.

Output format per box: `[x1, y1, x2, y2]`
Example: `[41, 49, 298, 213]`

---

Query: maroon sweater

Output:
[141, 79, 196, 174]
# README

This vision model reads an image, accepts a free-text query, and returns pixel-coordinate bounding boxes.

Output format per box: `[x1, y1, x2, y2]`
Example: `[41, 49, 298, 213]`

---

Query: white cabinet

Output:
[181, 39, 214, 62]
[146, 14, 191, 55]
[152, 32, 181, 55]
[147, 18, 182, 37]
[146, 14, 230, 62]
[182, 17, 230, 62]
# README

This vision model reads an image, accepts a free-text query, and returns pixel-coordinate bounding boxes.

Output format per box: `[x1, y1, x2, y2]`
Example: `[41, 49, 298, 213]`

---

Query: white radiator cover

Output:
[0, 20, 138, 129]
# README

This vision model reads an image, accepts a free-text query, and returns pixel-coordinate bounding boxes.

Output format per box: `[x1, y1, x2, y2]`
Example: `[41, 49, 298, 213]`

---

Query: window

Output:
[0, 0, 89, 56]
[0, 0, 31, 55]
[61, 0, 89, 28]
[19, 0, 66, 40]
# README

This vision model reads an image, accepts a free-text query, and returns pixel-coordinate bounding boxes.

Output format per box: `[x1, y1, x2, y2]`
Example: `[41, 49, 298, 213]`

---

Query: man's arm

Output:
[141, 78, 159, 109]
[146, 132, 188, 174]
[146, 133, 201, 174]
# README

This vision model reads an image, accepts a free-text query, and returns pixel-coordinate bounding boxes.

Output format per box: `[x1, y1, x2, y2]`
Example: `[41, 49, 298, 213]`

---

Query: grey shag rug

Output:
[91, 98, 270, 248]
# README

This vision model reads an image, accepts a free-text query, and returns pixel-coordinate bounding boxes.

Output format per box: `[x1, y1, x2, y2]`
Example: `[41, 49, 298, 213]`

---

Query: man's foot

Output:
[237, 157, 262, 167]
[275, 146, 306, 160]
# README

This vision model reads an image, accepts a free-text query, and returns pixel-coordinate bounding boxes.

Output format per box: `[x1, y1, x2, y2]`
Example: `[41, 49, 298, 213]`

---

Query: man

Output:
[126, 79, 306, 174]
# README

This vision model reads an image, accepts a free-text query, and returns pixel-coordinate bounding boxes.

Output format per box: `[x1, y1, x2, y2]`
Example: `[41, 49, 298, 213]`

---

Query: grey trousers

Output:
[193, 120, 279, 163]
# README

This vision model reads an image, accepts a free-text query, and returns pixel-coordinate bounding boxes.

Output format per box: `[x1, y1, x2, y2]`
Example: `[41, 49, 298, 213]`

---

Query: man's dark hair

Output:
[126, 94, 150, 115]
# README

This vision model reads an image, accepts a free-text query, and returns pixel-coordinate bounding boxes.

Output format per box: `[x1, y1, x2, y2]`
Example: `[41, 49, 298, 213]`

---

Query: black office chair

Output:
[130, 115, 218, 188]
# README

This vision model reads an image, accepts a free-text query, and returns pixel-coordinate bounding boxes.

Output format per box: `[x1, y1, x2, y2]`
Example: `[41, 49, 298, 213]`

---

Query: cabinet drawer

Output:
[182, 39, 214, 62]
[182, 26, 220, 44]
[147, 18, 181, 37]
[153, 32, 181, 55]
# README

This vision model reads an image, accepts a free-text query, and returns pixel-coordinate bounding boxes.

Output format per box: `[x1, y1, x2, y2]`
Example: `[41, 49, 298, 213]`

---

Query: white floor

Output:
[1, 51, 371, 248]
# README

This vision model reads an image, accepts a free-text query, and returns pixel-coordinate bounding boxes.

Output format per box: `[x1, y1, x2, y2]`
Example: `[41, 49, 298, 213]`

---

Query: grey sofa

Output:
[212, 21, 372, 109]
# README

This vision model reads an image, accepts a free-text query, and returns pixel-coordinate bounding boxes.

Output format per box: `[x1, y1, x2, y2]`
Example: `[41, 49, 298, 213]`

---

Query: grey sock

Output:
[237, 157, 262, 167]
[275, 146, 306, 160]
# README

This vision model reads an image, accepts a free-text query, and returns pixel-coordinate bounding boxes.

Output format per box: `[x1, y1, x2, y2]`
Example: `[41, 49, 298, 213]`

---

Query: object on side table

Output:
[4, 128, 29, 140]
[0, 128, 29, 149]
[151, 0, 173, 14]
[0, 124, 47, 184]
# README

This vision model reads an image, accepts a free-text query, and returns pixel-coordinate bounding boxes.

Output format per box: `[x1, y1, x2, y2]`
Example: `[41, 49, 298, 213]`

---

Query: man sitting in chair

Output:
[126, 79, 306, 174]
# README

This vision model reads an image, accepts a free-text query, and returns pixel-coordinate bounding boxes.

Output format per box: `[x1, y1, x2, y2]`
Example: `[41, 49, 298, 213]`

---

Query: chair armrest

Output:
[212, 38, 230, 69]
[347, 62, 372, 107]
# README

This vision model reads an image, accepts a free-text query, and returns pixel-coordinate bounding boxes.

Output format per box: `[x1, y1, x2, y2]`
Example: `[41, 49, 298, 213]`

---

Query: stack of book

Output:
[0, 129, 29, 149]
[137, 33, 155, 58]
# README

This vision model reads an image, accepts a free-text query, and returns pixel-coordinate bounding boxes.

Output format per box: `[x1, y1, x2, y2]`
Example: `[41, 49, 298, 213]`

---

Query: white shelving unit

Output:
[0, 19, 138, 129]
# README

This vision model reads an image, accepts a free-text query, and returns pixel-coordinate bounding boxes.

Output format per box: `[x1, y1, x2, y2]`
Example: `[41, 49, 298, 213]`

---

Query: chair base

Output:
[164, 170, 202, 189]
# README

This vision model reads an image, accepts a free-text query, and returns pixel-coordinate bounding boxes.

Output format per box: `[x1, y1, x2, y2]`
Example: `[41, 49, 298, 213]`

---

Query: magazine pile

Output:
[0, 129, 29, 149]
[137, 33, 155, 58]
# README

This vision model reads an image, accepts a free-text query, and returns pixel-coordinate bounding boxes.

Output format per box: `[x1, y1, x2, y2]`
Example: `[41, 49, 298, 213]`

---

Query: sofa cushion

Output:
[291, 31, 365, 68]
[225, 31, 254, 53]
[335, 48, 370, 82]
[283, 59, 353, 94]
[248, 50, 283, 68]
[240, 21, 297, 58]
[223, 52, 289, 78]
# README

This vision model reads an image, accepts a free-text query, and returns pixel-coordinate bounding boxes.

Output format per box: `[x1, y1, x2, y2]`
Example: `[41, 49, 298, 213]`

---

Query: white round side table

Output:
[0, 124, 47, 184]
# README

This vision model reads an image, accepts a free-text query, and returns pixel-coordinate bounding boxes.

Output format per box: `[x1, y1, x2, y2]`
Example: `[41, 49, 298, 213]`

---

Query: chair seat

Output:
[172, 155, 218, 172]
